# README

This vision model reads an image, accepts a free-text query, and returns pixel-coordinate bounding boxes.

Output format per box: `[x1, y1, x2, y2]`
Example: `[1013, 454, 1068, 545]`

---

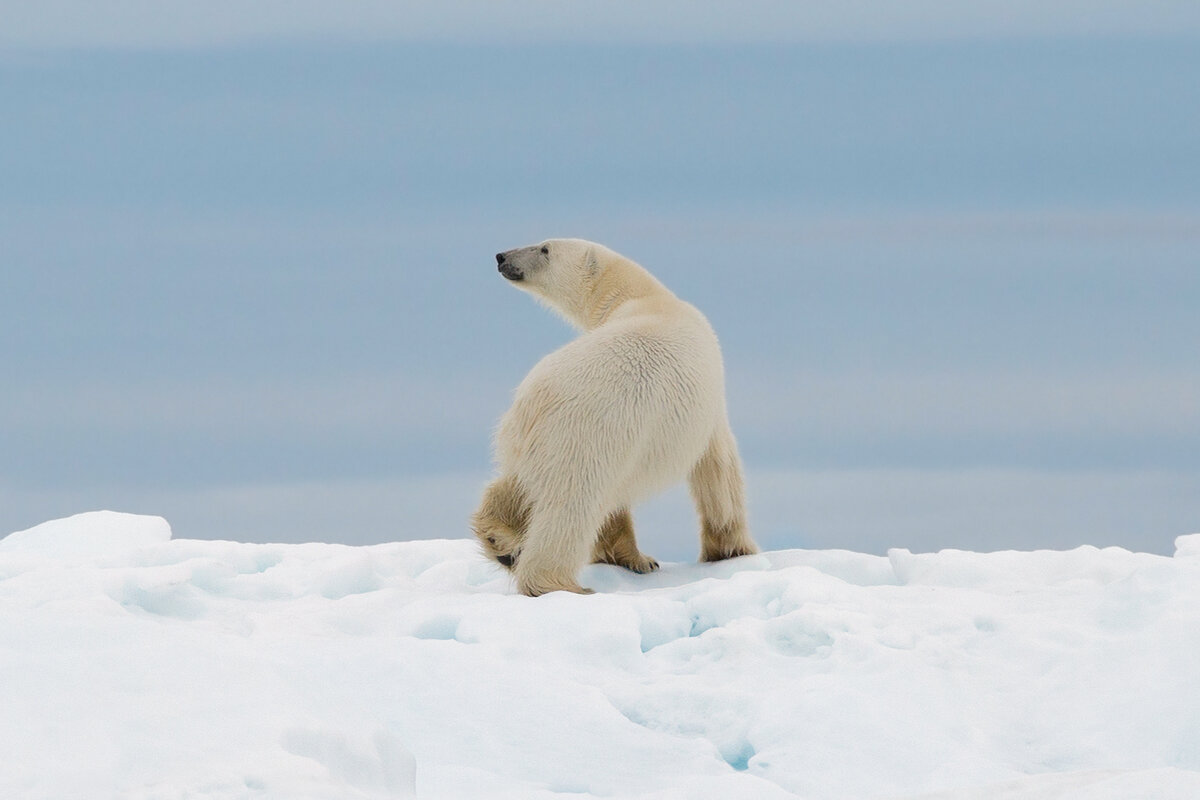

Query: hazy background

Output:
[3, 3, 1198, 558]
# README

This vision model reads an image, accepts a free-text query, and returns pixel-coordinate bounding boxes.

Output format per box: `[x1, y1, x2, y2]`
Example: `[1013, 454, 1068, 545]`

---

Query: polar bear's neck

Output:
[582, 256, 674, 330]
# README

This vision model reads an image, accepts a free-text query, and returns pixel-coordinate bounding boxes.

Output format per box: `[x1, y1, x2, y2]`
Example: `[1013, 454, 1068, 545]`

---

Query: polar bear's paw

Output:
[593, 544, 661, 574]
[700, 542, 759, 563]
[699, 519, 759, 563]
[617, 552, 660, 574]
[518, 573, 596, 597]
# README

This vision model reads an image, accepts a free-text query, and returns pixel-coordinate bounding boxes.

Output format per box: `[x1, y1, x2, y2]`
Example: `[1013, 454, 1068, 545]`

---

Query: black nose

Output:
[496, 553, 514, 568]
[495, 252, 506, 265]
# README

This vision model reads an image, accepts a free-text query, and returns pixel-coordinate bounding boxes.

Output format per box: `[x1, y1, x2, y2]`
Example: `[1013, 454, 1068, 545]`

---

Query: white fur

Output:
[483, 238, 756, 595]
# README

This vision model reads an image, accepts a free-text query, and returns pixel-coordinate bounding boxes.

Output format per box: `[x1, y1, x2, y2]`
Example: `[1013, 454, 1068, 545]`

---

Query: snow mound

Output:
[0, 510, 171, 562]
[1175, 532, 1200, 559]
[2, 514, 1198, 799]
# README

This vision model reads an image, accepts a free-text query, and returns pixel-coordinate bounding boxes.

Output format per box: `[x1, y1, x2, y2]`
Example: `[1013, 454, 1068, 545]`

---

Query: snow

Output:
[2, 512, 1199, 799]
[0, 510, 171, 561]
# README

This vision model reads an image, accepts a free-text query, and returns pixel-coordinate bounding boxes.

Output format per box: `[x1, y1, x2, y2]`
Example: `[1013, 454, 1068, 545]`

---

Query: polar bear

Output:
[471, 238, 757, 596]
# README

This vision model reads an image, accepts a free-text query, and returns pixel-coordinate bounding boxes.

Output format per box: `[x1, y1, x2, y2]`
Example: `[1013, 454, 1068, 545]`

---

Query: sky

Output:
[3, 2, 1200, 47]
[2, 5, 1199, 557]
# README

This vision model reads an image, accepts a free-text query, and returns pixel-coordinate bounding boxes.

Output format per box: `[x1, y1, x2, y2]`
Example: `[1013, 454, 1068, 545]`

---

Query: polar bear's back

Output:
[498, 305, 725, 507]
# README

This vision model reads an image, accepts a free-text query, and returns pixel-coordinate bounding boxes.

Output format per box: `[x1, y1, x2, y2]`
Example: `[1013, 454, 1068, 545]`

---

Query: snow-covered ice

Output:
[2, 511, 1199, 799]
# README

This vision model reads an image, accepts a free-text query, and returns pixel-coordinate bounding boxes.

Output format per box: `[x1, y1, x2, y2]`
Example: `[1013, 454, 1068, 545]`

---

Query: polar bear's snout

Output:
[496, 251, 524, 282]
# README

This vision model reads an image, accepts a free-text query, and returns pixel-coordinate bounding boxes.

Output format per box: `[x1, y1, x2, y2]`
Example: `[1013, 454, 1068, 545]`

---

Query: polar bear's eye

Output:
[540, 246, 549, 255]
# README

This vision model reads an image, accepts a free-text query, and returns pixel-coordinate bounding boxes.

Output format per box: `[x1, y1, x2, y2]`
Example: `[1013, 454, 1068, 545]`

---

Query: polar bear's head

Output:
[494, 238, 669, 330]
[494, 238, 603, 327]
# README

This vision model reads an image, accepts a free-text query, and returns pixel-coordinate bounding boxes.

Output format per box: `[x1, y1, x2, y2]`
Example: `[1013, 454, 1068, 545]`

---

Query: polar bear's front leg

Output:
[689, 425, 759, 562]
[592, 509, 660, 573]
[470, 474, 530, 570]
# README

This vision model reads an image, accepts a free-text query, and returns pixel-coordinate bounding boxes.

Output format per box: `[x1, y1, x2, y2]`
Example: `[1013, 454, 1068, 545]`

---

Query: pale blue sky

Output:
[3, 2, 1200, 47]
[2, 8, 1198, 556]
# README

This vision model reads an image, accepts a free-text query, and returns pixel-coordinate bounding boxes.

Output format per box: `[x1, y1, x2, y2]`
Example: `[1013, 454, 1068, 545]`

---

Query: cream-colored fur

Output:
[473, 239, 756, 596]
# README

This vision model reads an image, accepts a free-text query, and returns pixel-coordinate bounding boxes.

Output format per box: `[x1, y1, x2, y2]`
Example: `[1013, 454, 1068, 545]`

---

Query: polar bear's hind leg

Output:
[514, 498, 604, 596]
[689, 426, 758, 562]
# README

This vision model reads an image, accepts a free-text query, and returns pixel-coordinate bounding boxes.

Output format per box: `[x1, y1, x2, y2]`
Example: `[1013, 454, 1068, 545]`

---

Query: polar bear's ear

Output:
[584, 245, 601, 276]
